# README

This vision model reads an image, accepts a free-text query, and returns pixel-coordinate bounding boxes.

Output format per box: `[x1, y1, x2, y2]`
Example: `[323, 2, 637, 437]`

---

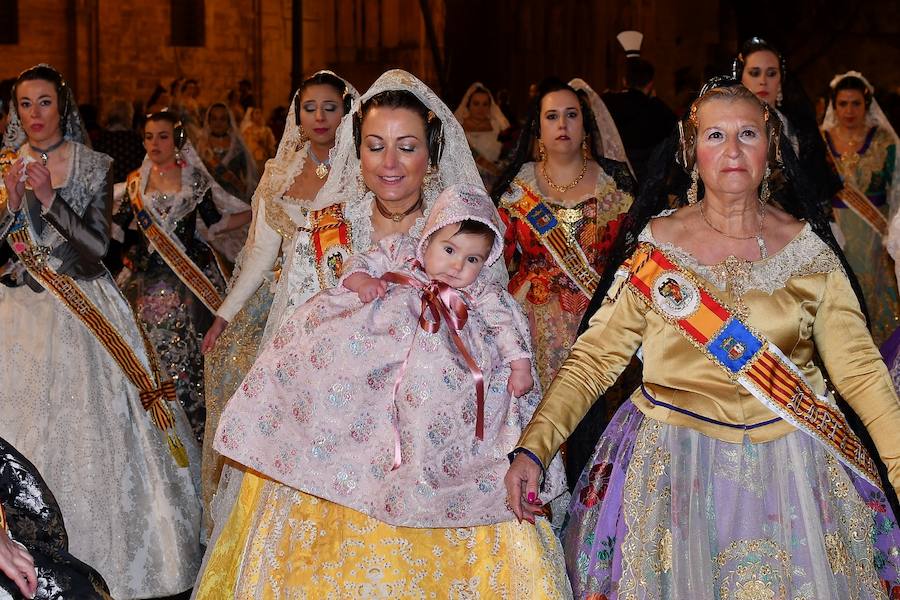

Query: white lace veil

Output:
[454, 82, 511, 132]
[568, 77, 633, 174]
[312, 70, 490, 250]
[232, 70, 359, 277]
[2, 64, 89, 150]
[823, 71, 900, 219]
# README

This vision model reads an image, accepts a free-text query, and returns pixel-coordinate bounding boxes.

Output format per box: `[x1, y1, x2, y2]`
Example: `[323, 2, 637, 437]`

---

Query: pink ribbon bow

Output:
[380, 268, 486, 470]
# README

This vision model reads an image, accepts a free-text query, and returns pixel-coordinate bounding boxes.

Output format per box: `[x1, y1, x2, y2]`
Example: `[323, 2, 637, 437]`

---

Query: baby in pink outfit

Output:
[216, 183, 565, 528]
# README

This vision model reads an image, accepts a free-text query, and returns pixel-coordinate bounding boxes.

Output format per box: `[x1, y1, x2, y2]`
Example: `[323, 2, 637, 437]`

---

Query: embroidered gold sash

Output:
[506, 181, 600, 297]
[837, 184, 888, 237]
[7, 219, 188, 467]
[627, 242, 881, 488]
[310, 203, 352, 289]
[126, 171, 224, 312]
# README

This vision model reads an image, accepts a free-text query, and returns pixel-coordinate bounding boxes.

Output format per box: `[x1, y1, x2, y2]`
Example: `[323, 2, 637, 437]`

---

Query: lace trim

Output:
[638, 216, 842, 294]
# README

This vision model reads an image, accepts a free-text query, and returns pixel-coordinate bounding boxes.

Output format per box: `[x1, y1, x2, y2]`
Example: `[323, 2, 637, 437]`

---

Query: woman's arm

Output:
[517, 272, 647, 467]
[41, 167, 112, 264]
[813, 268, 900, 497]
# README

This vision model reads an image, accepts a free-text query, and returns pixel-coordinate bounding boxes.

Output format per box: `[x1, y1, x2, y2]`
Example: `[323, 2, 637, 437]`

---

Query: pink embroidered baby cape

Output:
[215, 183, 565, 527]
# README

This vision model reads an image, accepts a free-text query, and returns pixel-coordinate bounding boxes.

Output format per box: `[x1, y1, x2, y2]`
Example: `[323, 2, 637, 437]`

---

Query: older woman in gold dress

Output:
[507, 79, 900, 599]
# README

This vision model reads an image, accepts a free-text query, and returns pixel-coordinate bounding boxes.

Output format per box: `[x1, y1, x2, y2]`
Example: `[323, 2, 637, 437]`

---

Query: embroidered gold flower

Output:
[657, 528, 673, 573]
[734, 579, 774, 600]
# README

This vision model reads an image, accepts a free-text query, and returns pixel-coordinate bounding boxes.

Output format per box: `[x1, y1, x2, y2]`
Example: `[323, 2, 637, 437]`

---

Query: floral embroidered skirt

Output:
[195, 471, 573, 599]
[564, 400, 900, 599]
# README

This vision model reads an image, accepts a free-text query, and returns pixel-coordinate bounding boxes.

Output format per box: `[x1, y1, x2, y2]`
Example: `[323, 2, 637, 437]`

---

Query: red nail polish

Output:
[527, 492, 536, 503]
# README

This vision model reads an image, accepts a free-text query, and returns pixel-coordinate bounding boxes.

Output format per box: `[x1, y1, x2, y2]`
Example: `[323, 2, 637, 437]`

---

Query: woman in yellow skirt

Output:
[194, 70, 572, 598]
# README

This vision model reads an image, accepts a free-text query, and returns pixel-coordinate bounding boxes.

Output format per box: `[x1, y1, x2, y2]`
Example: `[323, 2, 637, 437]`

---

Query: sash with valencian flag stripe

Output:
[126, 171, 224, 313]
[507, 180, 600, 298]
[6, 216, 189, 467]
[627, 242, 881, 488]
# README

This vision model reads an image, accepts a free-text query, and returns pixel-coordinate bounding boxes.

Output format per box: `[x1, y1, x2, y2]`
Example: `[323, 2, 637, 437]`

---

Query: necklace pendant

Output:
[756, 235, 768, 259]
[315, 163, 329, 179]
[391, 214, 403, 223]
[40, 153, 48, 166]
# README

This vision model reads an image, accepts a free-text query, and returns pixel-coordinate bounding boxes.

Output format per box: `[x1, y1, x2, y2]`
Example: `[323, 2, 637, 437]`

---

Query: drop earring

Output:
[687, 166, 700, 205]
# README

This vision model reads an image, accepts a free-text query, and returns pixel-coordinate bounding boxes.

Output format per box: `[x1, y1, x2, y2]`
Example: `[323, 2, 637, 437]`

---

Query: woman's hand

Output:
[0, 532, 37, 599]
[201, 316, 229, 354]
[2, 159, 27, 212]
[25, 162, 55, 209]
[503, 452, 544, 524]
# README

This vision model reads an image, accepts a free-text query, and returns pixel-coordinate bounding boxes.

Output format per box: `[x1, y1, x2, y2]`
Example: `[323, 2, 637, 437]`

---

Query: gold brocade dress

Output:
[519, 220, 900, 599]
[195, 473, 571, 598]
[201, 192, 308, 535]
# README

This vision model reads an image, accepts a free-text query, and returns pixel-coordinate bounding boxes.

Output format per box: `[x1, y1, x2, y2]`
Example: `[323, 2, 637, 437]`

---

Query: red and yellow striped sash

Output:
[310, 203, 352, 289]
[8, 225, 188, 467]
[126, 171, 223, 313]
[507, 181, 600, 298]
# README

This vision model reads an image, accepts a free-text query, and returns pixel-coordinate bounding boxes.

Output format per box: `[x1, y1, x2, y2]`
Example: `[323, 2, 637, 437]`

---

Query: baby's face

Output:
[423, 223, 492, 288]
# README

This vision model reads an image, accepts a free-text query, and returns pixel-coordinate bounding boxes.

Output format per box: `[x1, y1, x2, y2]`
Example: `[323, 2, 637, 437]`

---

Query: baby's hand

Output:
[507, 361, 534, 397]
[358, 278, 387, 302]
[343, 272, 387, 303]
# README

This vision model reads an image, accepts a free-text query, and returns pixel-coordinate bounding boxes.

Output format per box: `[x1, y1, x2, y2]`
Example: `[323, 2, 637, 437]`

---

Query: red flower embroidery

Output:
[579, 462, 613, 508]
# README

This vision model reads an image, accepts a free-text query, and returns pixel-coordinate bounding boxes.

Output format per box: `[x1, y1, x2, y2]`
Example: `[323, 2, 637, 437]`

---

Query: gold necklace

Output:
[541, 155, 587, 194]
[374, 195, 423, 223]
[699, 201, 768, 259]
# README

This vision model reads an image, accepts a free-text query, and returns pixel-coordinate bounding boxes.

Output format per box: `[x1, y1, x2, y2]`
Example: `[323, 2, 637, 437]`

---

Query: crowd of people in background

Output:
[1, 30, 900, 600]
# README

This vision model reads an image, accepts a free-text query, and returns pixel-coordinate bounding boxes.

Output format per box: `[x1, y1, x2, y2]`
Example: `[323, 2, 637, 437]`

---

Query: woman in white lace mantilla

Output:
[454, 82, 511, 189]
[194, 69, 571, 599]
[198, 70, 357, 537]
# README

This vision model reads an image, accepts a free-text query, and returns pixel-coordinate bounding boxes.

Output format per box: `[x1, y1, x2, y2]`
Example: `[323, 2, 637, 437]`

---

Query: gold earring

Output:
[299, 126, 309, 143]
[687, 167, 700, 205]
[538, 139, 546, 162]
[582, 138, 590, 159]
[760, 165, 771, 204]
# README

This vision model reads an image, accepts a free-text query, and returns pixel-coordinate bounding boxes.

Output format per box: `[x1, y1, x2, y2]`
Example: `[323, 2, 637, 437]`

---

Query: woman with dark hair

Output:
[197, 71, 356, 535]
[0, 64, 202, 599]
[505, 79, 900, 598]
[115, 111, 251, 441]
[734, 37, 841, 214]
[823, 71, 900, 349]
[194, 70, 570, 598]
[492, 77, 635, 399]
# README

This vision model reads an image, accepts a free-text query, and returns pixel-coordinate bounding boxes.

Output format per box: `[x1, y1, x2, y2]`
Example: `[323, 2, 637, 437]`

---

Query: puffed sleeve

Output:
[473, 282, 532, 364]
[42, 168, 112, 263]
[813, 268, 900, 497]
[216, 196, 284, 321]
[338, 233, 416, 283]
[516, 269, 648, 467]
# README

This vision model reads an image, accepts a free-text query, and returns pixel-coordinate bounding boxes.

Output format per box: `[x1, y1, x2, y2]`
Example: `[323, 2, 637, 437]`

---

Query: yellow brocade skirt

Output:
[196, 472, 573, 599]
